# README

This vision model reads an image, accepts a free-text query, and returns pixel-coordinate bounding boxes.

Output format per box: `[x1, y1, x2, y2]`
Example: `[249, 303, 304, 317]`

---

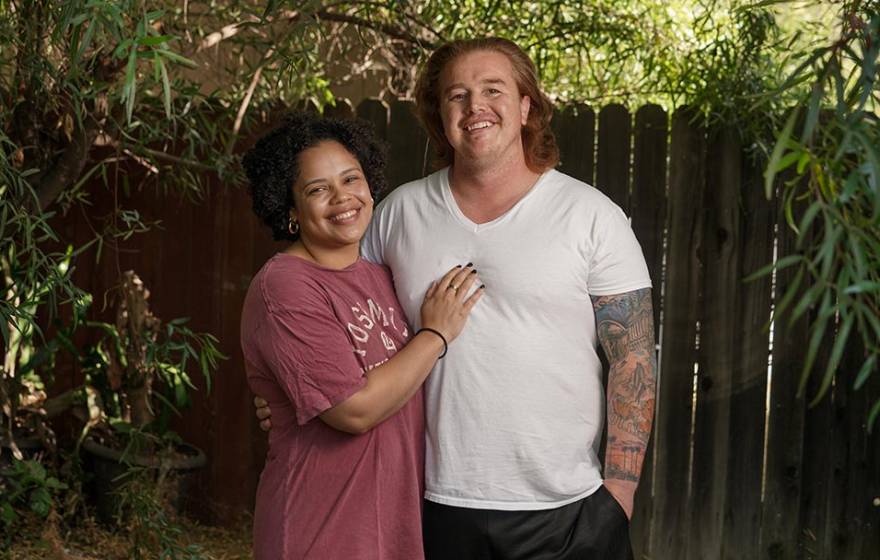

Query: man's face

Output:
[438, 50, 531, 167]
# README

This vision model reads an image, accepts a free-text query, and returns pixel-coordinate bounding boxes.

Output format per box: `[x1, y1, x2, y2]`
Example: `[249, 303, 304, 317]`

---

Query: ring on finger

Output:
[447, 284, 458, 293]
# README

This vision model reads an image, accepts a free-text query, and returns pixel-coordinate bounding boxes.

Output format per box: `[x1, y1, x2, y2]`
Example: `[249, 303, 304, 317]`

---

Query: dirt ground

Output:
[4, 515, 253, 560]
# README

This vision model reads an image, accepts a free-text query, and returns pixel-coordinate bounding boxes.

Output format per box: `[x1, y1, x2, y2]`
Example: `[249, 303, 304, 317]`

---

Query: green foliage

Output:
[760, 1, 879, 425]
[81, 293, 225, 437]
[0, 155, 89, 439]
[0, 458, 68, 540]
[114, 469, 206, 560]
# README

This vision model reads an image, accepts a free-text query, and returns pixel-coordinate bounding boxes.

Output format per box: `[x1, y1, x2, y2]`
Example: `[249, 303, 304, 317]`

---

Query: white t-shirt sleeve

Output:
[360, 200, 387, 265]
[586, 201, 652, 296]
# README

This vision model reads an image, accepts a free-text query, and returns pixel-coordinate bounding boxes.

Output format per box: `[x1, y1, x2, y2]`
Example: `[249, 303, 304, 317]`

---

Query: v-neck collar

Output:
[440, 168, 550, 233]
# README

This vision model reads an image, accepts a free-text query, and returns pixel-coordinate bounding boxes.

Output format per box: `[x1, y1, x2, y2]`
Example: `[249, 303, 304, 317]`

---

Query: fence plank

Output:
[721, 147, 774, 559]
[797, 313, 836, 558]
[324, 98, 354, 120]
[356, 98, 389, 142]
[592, 103, 628, 470]
[828, 336, 880, 558]
[156, 191, 199, 451]
[552, 103, 595, 185]
[182, 186, 219, 523]
[386, 100, 428, 190]
[851, 350, 880, 558]
[181, 185, 233, 523]
[628, 103, 668, 560]
[760, 188, 808, 559]
[596, 104, 631, 212]
[176, 190, 220, 521]
[689, 126, 741, 560]
[650, 108, 705, 559]
[630, 104, 668, 333]
[216, 182, 266, 521]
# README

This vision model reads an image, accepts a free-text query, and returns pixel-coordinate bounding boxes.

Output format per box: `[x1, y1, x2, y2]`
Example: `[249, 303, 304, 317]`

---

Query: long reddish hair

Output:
[414, 37, 559, 172]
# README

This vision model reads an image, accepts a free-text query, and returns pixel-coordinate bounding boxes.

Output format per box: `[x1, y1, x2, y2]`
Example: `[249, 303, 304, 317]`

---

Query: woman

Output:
[240, 112, 482, 559]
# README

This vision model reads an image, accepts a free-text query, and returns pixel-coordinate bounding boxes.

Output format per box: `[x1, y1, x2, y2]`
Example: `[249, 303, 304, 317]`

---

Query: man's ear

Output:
[520, 95, 531, 126]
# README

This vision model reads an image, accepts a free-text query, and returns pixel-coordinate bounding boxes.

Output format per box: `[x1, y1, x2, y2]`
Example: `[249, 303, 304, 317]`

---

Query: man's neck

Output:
[450, 156, 541, 224]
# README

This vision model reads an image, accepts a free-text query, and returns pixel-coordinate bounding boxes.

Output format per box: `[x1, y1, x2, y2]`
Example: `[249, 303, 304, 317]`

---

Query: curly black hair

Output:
[242, 112, 388, 241]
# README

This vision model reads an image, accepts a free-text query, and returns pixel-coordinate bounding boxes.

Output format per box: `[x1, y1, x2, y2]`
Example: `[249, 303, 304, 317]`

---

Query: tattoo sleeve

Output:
[591, 288, 657, 484]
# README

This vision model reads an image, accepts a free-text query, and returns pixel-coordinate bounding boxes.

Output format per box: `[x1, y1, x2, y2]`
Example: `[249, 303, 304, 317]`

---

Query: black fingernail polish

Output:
[470, 269, 477, 274]
[455, 264, 462, 268]
[480, 284, 486, 289]
[465, 262, 473, 267]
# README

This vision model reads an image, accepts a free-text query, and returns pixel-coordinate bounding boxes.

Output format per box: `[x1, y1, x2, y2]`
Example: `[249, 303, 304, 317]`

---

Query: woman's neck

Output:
[285, 241, 359, 270]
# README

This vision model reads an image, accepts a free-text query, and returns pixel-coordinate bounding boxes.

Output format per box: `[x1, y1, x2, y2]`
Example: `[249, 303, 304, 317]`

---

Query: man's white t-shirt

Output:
[361, 168, 651, 510]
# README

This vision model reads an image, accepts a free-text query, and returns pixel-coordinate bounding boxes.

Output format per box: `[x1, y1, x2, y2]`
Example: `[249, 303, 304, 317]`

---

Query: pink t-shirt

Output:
[240, 254, 425, 560]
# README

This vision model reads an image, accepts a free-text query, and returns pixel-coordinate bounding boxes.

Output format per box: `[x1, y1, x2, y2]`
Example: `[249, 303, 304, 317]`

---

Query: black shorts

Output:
[423, 486, 633, 560]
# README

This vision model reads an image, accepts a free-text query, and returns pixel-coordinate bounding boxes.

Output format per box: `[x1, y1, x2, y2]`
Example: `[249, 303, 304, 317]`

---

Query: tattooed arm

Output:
[591, 287, 657, 519]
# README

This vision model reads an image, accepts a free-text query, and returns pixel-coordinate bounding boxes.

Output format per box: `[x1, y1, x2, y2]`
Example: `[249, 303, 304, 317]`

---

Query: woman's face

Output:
[290, 140, 373, 255]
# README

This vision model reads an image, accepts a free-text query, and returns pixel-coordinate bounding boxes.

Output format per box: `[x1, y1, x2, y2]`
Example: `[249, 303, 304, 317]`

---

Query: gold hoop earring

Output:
[288, 218, 299, 235]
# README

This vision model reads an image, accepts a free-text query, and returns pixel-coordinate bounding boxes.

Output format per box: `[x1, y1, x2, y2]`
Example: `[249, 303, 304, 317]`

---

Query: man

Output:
[257, 37, 656, 559]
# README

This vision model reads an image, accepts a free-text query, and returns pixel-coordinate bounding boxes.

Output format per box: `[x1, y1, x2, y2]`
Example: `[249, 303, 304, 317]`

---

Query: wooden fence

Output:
[60, 99, 879, 558]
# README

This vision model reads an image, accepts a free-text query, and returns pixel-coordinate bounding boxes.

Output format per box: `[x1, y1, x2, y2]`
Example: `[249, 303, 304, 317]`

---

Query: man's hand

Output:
[604, 478, 637, 519]
[254, 396, 272, 431]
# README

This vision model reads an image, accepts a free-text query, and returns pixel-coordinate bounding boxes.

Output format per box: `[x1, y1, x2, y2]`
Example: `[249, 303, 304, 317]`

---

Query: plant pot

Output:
[81, 436, 206, 525]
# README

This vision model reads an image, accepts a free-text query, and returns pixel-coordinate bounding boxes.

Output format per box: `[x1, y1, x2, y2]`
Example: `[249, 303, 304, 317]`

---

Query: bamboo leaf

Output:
[113, 38, 132, 59]
[844, 281, 880, 295]
[854, 355, 877, 391]
[754, 46, 833, 109]
[798, 304, 831, 398]
[795, 201, 822, 240]
[775, 150, 802, 174]
[76, 17, 97, 62]
[869, 399, 880, 433]
[156, 57, 171, 119]
[852, 131, 880, 194]
[152, 390, 181, 417]
[156, 49, 197, 68]
[765, 107, 800, 199]
[744, 254, 803, 282]
[124, 47, 137, 123]
[861, 305, 880, 342]
[796, 151, 811, 174]
[136, 34, 173, 47]
[801, 82, 823, 143]
[810, 313, 854, 407]
[775, 267, 805, 319]
[790, 279, 823, 324]
[69, 13, 89, 27]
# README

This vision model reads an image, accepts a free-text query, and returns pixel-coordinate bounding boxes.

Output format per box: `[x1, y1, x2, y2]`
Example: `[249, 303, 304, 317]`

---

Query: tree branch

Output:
[326, 1, 448, 44]
[314, 9, 437, 49]
[227, 47, 275, 155]
[138, 147, 216, 173]
[27, 40, 135, 209]
[195, 10, 300, 52]
[194, 5, 438, 53]
[35, 119, 100, 211]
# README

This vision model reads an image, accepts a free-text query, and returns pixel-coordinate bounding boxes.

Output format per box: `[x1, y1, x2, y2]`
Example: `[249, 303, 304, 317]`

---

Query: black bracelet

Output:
[417, 328, 448, 359]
